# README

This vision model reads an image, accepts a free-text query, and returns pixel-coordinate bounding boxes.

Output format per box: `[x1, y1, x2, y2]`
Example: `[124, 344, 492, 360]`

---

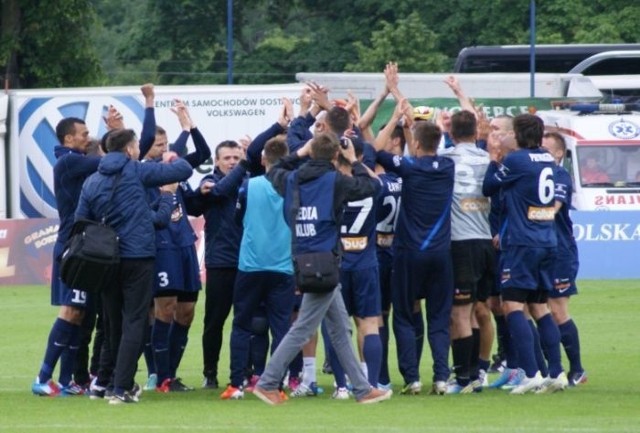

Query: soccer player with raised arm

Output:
[482, 114, 567, 394]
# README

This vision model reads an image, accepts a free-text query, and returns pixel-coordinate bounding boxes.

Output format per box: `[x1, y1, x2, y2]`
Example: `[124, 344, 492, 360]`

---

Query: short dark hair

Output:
[543, 131, 566, 154]
[215, 140, 240, 159]
[311, 133, 339, 161]
[379, 123, 407, 153]
[450, 110, 477, 141]
[55, 117, 85, 145]
[263, 135, 288, 165]
[513, 114, 544, 149]
[391, 124, 406, 152]
[325, 106, 351, 136]
[106, 129, 137, 153]
[100, 129, 116, 154]
[413, 121, 441, 153]
[155, 126, 167, 136]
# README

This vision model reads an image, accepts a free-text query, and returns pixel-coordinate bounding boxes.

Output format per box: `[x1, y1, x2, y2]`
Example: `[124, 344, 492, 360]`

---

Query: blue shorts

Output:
[549, 245, 579, 298]
[340, 266, 381, 318]
[500, 245, 555, 292]
[153, 246, 202, 295]
[51, 241, 88, 308]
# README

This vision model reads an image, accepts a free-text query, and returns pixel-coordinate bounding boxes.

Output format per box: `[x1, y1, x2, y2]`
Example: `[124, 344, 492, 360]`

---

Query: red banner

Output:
[0, 217, 207, 286]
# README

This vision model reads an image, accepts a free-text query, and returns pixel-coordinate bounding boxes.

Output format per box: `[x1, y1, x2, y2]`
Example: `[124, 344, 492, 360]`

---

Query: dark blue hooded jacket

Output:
[75, 152, 192, 258]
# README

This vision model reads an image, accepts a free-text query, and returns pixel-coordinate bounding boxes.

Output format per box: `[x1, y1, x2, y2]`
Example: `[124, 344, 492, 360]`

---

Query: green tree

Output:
[0, 0, 103, 88]
[234, 29, 309, 84]
[117, 0, 232, 85]
[346, 11, 448, 72]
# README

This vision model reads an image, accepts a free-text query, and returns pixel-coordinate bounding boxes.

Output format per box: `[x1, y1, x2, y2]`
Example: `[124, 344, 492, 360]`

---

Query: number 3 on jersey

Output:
[157, 271, 169, 288]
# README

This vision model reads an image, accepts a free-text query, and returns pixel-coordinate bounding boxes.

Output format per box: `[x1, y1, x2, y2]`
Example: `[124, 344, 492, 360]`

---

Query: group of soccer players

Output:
[32, 64, 586, 404]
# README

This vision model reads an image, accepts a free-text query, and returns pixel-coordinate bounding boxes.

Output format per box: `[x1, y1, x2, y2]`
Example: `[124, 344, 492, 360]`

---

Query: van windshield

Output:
[576, 145, 640, 187]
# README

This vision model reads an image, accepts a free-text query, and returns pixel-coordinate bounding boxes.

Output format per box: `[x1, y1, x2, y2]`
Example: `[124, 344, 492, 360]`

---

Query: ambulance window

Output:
[579, 145, 640, 186]
[621, 147, 640, 184]
[577, 147, 613, 186]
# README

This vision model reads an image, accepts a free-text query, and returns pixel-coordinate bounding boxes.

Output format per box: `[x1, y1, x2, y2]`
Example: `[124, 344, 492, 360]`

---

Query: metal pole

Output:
[530, 0, 536, 97]
[227, 0, 233, 85]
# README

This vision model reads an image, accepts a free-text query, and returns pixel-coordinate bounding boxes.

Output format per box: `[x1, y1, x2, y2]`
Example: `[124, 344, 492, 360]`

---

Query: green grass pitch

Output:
[0, 280, 638, 432]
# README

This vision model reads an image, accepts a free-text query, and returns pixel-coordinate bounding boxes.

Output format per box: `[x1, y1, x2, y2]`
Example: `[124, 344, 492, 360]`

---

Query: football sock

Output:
[302, 357, 317, 386]
[504, 319, 518, 369]
[506, 310, 537, 377]
[494, 313, 507, 359]
[559, 319, 583, 373]
[363, 334, 382, 387]
[536, 313, 563, 378]
[143, 324, 155, 376]
[169, 321, 190, 378]
[529, 319, 549, 377]
[451, 336, 473, 386]
[478, 358, 490, 373]
[378, 315, 390, 385]
[58, 323, 81, 386]
[412, 311, 424, 366]
[89, 312, 104, 376]
[72, 310, 95, 385]
[38, 318, 74, 383]
[323, 332, 347, 388]
[152, 318, 171, 382]
[470, 328, 481, 380]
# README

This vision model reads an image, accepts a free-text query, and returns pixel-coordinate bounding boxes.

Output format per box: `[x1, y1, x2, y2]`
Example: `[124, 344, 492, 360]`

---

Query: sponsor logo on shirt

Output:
[460, 197, 490, 212]
[527, 206, 555, 221]
[341, 236, 368, 251]
[376, 233, 394, 248]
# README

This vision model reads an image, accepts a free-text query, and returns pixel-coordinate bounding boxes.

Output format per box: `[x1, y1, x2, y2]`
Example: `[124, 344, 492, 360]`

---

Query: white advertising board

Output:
[8, 84, 303, 218]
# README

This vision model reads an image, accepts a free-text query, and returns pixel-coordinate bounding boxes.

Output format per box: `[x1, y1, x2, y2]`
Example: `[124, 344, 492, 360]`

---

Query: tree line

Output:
[1, 0, 638, 88]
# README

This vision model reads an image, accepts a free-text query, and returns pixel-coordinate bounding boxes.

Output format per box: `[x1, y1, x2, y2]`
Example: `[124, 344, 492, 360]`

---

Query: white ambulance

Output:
[537, 103, 640, 210]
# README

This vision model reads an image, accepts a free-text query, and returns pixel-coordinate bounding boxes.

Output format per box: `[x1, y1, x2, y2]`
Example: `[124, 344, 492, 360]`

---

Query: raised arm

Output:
[444, 75, 476, 115]
[139, 83, 157, 160]
[103, 105, 125, 131]
[374, 98, 407, 152]
[358, 87, 389, 142]
[246, 98, 289, 175]
[298, 86, 313, 118]
[385, 62, 415, 127]
[171, 99, 212, 168]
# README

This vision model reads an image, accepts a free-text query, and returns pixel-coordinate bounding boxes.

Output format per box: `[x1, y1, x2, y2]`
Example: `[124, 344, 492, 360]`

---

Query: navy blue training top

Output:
[377, 151, 454, 252]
